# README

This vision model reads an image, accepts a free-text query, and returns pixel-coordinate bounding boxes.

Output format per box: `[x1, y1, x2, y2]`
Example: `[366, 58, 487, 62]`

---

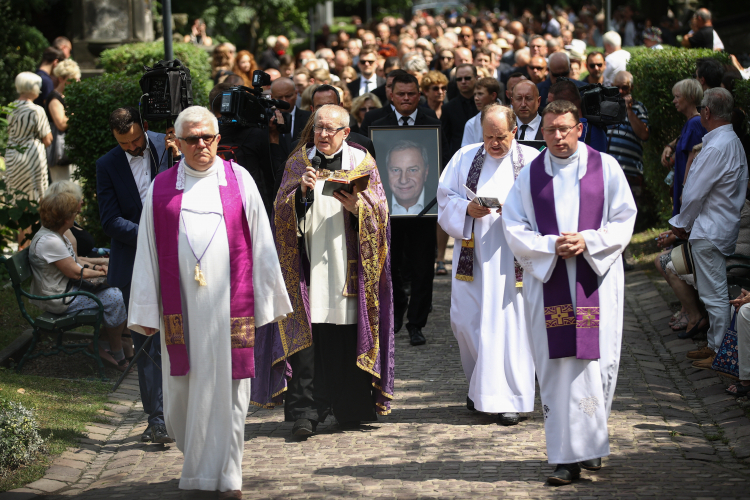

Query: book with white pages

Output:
[463, 184, 502, 209]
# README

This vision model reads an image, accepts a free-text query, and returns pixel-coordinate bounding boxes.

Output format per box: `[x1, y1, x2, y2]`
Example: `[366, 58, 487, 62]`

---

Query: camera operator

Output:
[208, 82, 289, 215]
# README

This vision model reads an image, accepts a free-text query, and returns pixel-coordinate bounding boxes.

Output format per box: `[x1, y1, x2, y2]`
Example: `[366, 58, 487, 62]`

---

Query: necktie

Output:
[401, 116, 410, 127]
[519, 124, 528, 140]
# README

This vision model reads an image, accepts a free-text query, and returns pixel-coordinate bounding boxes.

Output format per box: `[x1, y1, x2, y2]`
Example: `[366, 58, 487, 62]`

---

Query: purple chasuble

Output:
[529, 145, 603, 360]
[152, 160, 257, 379]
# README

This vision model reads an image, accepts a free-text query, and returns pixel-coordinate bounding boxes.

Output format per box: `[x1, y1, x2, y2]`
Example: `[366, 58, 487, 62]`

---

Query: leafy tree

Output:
[0, 0, 48, 106]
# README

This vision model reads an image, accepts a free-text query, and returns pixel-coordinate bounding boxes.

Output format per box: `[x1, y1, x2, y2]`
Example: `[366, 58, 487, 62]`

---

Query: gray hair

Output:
[695, 8, 712, 21]
[514, 47, 530, 64]
[46, 180, 82, 201]
[314, 104, 349, 128]
[672, 78, 704, 107]
[15, 71, 42, 97]
[480, 103, 516, 130]
[174, 106, 219, 137]
[385, 140, 429, 170]
[702, 87, 734, 121]
[602, 31, 622, 49]
[403, 55, 428, 74]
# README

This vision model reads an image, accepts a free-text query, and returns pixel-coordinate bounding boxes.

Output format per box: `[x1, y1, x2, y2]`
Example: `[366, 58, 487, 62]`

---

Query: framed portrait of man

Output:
[369, 126, 442, 217]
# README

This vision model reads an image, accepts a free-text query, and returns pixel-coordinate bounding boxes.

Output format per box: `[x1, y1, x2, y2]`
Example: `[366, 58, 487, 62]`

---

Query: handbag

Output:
[62, 267, 114, 305]
[711, 308, 739, 378]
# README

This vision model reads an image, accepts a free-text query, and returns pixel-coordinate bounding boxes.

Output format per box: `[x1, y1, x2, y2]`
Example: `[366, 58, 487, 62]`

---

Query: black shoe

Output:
[407, 325, 426, 346]
[292, 418, 317, 437]
[151, 424, 174, 444]
[394, 315, 403, 334]
[141, 425, 152, 442]
[498, 412, 520, 426]
[547, 463, 581, 486]
[467, 396, 476, 412]
[623, 261, 635, 271]
[579, 457, 602, 471]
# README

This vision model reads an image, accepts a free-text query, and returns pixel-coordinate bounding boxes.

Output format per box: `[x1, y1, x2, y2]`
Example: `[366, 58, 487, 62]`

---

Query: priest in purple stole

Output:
[502, 100, 637, 486]
[251, 104, 394, 437]
[128, 106, 292, 498]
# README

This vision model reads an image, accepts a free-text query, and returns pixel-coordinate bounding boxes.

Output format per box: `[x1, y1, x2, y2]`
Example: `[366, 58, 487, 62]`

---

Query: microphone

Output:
[306, 156, 321, 202]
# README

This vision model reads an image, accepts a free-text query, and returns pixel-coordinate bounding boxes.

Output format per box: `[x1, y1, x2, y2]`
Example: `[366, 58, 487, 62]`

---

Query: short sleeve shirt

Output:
[689, 27, 714, 49]
[29, 227, 77, 313]
[607, 101, 649, 171]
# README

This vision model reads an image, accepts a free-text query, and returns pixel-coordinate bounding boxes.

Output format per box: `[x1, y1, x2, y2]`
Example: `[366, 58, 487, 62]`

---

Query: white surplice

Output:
[502, 146, 636, 464]
[437, 142, 540, 413]
[128, 157, 292, 491]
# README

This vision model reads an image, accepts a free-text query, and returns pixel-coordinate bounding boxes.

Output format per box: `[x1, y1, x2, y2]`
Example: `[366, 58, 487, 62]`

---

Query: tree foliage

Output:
[0, 0, 48, 107]
[627, 47, 728, 226]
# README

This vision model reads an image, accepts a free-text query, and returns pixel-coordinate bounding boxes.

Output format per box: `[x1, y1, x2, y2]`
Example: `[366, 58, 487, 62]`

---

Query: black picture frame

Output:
[369, 125, 442, 217]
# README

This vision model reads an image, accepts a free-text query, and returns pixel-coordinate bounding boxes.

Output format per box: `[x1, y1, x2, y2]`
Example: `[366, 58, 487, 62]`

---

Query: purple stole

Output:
[529, 145, 603, 360]
[152, 160, 256, 379]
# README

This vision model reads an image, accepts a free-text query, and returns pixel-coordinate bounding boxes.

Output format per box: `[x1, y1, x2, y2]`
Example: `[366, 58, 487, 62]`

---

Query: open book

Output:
[322, 173, 370, 197]
[464, 184, 502, 209]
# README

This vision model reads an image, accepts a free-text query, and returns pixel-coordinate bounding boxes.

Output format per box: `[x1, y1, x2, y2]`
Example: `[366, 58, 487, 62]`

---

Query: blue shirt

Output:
[580, 118, 609, 154]
[33, 69, 54, 107]
[607, 101, 649, 171]
[673, 116, 707, 215]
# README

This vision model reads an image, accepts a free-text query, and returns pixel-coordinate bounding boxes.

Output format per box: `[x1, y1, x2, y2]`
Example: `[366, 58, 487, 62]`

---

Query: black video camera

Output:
[218, 70, 291, 133]
[579, 84, 627, 126]
[139, 59, 193, 121]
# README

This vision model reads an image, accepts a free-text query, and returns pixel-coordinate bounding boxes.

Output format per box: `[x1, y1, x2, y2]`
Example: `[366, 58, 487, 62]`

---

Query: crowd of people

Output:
[3, 4, 750, 499]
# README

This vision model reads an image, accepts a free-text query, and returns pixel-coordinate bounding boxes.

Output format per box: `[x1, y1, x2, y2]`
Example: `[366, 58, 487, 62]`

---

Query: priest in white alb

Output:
[438, 103, 539, 426]
[502, 100, 637, 486]
[128, 106, 293, 498]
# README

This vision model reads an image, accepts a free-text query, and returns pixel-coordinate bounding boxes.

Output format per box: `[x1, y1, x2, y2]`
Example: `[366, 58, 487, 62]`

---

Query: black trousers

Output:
[285, 323, 377, 424]
[391, 217, 437, 328]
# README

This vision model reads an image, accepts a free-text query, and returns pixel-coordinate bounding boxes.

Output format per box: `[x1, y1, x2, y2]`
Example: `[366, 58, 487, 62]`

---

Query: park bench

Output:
[1, 248, 106, 379]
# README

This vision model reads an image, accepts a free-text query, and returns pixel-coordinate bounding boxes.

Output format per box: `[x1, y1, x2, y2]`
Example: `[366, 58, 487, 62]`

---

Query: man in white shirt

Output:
[512, 81, 543, 141]
[461, 77, 501, 148]
[670, 88, 749, 368]
[347, 48, 384, 98]
[387, 140, 430, 214]
[601, 31, 630, 86]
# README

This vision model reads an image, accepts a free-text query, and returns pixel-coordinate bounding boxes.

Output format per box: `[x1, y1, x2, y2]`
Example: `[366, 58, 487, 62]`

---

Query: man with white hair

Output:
[601, 31, 630, 86]
[128, 106, 293, 498]
[670, 88, 749, 369]
[439, 104, 540, 426]
[256, 104, 395, 437]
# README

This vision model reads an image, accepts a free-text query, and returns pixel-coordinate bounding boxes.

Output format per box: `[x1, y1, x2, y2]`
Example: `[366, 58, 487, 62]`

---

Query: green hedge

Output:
[735, 79, 750, 135]
[627, 47, 728, 227]
[99, 41, 211, 107]
[64, 73, 143, 245]
[0, 0, 47, 107]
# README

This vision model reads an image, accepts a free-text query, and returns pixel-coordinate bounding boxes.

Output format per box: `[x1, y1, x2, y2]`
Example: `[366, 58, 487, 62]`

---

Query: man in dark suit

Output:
[441, 64, 478, 162]
[291, 84, 376, 159]
[536, 52, 588, 109]
[512, 81, 545, 141]
[271, 77, 311, 140]
[371, 73, 441, 347]
[96, 107, 172, 444]
[347, 48, 384, 98]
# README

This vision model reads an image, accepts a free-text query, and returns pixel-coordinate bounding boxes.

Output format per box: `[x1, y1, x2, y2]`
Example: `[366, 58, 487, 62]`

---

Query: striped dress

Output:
[4, 99, 51, 201]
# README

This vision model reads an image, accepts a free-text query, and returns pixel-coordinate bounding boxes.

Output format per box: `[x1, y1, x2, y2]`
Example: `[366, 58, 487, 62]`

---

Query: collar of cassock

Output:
[315, 150, 343, 171]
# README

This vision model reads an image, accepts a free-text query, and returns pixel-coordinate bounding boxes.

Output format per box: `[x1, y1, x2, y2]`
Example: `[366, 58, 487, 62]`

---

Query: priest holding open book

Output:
[259, 103, 395, 438]
[437, 104, 540, 427]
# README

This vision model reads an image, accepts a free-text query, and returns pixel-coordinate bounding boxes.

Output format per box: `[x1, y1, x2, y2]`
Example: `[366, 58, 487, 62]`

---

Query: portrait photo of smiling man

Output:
[386, 140, 430, 215]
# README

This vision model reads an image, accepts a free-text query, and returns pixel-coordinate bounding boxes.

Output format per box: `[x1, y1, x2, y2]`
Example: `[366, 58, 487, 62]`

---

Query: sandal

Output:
[671, 314, 689, 331]
[669, 311, 684, 326]
[678, 316, 709, 339]
[726, 383, 750, 396]
[435, 261, 448, 276]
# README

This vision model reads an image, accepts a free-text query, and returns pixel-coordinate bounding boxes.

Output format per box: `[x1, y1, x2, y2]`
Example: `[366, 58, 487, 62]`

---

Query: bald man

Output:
[536, 52, 587, 108]
[271, 77, 311, 140]
[512, 81, 543, 141]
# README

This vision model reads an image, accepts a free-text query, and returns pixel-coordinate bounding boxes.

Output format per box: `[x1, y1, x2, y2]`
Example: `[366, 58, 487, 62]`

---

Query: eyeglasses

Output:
[588, 63, 603, 68]
[431, 86, 447, 92]
[313, 125, 346, 136]
[456, 76, 474, 82]
[528, 65, 546, 71]
[615, 85, 631, 93]
[542, 126, 576, 137]
[178, 134, 217, 146]
[359, 59, 376, 65]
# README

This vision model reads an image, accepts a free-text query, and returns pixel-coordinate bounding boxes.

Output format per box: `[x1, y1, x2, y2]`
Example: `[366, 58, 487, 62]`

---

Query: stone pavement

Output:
[5, 267, 750, 499]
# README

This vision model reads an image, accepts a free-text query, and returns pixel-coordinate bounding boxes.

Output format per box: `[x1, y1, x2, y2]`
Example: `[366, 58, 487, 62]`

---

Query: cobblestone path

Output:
[7, 268, 750, 499]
